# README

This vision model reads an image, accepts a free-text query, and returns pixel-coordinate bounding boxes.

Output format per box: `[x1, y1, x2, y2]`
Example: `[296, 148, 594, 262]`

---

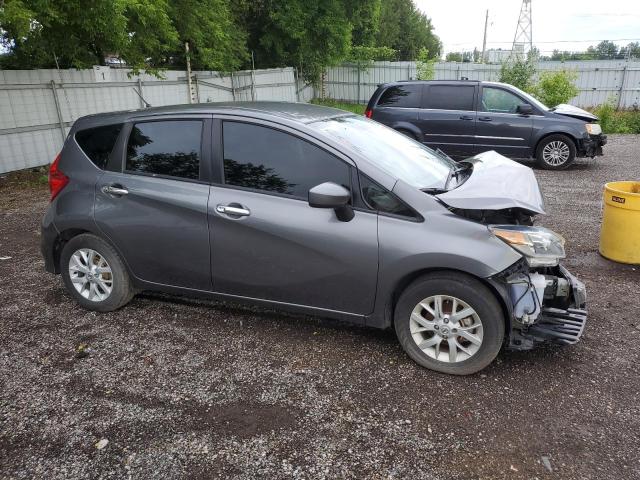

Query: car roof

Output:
[383, 80, 514, 88]
[74, 101, 353, 128]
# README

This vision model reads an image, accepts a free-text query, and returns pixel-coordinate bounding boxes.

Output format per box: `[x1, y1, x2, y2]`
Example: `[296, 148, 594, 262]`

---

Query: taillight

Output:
[49, 153, 69, 201]
[365, 109, 372, 118]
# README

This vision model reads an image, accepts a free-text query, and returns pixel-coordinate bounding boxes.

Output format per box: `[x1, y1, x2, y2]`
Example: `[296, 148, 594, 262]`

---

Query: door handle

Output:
[478, 116, 492, 122]
[101, 185, 129, 196]
[216, 204, 251, 217]
[459, 115, 474, 121]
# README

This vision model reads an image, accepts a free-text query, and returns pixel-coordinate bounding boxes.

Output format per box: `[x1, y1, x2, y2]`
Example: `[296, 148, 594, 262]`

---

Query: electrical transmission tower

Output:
[509, 0, 533, 61]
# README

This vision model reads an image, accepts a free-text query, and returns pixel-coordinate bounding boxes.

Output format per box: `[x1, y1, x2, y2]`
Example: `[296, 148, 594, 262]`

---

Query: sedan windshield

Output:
[311, 115, 456, 190]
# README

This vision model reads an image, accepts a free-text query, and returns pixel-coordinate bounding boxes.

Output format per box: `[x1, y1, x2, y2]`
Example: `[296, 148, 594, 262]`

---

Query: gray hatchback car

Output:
[41, 102, 587, 374]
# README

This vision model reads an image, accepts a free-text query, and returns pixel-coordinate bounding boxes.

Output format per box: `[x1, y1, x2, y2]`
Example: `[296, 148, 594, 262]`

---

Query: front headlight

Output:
[489, 225, 566, 267]
[585, 123, 602, 135]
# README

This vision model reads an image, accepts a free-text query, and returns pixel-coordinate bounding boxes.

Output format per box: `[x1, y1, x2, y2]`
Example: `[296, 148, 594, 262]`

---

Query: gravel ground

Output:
[1, 136, 639, 480]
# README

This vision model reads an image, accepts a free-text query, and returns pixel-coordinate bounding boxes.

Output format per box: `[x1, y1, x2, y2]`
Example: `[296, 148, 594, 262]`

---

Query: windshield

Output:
[310, 115, 456, 190]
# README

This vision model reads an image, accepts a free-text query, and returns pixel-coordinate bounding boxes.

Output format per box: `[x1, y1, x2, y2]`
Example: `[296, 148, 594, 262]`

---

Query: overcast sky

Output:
[416, 0, 640, 55]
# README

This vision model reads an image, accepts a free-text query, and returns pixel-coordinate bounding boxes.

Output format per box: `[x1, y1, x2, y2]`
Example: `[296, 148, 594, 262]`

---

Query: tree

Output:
[0, 0, 179, 71]
[167, 0, 248, 71]
[416, 47, 435, 80]
[595, 40, 618, 59]
[345, 0, 381, 47]
[499, 58, 535, 91]
[445, 52, 463, 62]
[0, 0, 247, 72]
[529, 70, 578, 107]
[233, 0, 352, 82]
[375, 0, 440, 61]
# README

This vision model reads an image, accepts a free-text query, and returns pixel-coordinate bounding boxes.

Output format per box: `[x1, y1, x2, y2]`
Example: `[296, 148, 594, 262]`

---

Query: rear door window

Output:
[423, 85, 475, 111]
[125, 120, 202, 180]
[377, 85, 422, 108]
[75, 124, 123, 169]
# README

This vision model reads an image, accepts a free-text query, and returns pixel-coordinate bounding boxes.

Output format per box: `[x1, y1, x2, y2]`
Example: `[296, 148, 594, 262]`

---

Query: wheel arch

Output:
[381, 267, 511, 337]
[534, 130, 578, 157]
[53, 228, 135, 282]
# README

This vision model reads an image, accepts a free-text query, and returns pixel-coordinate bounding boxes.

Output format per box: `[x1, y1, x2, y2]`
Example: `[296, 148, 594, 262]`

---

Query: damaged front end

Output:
[490, 260, 587, 350]
[434, 150, 588, 350]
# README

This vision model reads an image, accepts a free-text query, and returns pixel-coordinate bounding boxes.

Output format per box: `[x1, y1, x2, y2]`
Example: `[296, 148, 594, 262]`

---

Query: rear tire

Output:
[535, 134, 576, 170]
[394, 271, 504, 375]
[60, 233, 134, 312]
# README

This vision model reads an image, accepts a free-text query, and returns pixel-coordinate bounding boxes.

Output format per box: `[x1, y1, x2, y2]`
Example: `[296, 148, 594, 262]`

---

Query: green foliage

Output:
[375, 0, 440, 61]
[416, 47, 435, 80]
[0, 0, 245, 72]
[345, 0, 381, 47]
[593, 103, 640, 134]
[311, 98, 366, 114]
[499, 58, 536, 91]
[1, 0, 440, 80]
[234, 0, 352, 83]
[529, 70, 578, 107]
[445, 51, 472, 63]
[348, 45, 397, 69]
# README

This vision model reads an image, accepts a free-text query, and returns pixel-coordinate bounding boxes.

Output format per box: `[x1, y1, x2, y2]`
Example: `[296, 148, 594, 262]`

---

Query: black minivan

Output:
[365, 80, 606, 169]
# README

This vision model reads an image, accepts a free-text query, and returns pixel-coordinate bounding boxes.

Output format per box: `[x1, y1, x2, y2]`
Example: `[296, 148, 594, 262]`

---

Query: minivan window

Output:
[125, 121, 202, 180]
[481, 87, 525, 114]
[377, 85, 422, 108]
[423, 85, 475, 111]
[75, 124, 123, 169]
[311, 116, 455, 190]
[222, 122, 351, 198]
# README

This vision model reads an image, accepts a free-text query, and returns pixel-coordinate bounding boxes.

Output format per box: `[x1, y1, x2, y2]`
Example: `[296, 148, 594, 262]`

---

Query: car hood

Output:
[552, 103, 598, 122]
[436, 151, 545, 214]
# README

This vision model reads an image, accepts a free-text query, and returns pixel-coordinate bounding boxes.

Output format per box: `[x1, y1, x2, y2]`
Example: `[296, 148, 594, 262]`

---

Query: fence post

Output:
[251, 69, 256, 101]
[50, 80, 67, 143]
[617, 65, 628, 110]
[357, 67, 361, 104]
[137, 78, 145, 108]
[230, 72, 236, 101]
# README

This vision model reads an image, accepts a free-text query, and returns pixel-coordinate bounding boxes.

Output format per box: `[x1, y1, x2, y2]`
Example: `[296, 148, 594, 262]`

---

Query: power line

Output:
[446, 37, 640, 47]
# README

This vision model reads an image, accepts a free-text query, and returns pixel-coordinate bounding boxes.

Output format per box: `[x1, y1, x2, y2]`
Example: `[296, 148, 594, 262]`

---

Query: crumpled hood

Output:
[436, 150, 545, 214]
[552, 104, 598, 122]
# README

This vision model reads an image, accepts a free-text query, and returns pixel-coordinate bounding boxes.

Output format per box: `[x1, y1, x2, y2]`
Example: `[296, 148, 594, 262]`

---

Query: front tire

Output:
[394, 272, 505, 375]
[535, 134, 576, 170]
[60, 233, 134, 312]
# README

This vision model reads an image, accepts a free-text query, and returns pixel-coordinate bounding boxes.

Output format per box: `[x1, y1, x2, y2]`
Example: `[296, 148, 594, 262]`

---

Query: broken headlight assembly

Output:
[585, 123, 602, 135]
[489, 225, 566, 267]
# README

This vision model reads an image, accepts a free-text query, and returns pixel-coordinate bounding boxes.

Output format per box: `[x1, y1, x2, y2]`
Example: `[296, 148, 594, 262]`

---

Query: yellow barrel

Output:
[599, 181, 640, 264]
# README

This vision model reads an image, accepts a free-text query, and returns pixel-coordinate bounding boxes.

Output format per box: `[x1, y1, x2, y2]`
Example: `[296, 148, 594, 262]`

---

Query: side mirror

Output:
[308, 182, 354, 222]
[517, 104, 533, 115]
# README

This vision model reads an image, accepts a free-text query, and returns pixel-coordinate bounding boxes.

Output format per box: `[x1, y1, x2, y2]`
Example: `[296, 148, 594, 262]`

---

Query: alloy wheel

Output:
[68, 248, 113, 302]
[409, 295, 483, 363]
[542, 140, 570, 166]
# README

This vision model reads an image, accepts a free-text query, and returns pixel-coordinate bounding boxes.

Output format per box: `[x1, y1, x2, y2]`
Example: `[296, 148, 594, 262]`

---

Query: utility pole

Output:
[185, 41, 197, 104]
[481, 9, 489, 63]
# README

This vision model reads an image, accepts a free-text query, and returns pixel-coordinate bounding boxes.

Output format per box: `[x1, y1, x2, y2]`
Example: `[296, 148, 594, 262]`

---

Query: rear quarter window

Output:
[377, 85, 422, 108]
[75, 124, 123, 169]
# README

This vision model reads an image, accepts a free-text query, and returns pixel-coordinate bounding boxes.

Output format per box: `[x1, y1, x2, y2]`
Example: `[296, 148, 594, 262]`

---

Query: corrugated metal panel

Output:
[0, 67, 298, 173]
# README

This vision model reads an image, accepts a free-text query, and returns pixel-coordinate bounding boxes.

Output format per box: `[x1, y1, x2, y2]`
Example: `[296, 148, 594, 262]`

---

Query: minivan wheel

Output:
[394, 272, 504, 375]
[535, 134, 576, 170]
[60, 233, 134, 312]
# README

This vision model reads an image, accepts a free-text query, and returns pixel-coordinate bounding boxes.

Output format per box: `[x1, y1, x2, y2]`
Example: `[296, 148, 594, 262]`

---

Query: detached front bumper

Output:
[491, 262, 588, 351]
[578, 133, 607, 157]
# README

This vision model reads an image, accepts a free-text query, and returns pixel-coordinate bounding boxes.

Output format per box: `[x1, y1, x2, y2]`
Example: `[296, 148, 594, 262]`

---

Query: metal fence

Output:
[2, 60, 639, 174]
[321, 59, 640, 109]
[0, 67, 300, 173]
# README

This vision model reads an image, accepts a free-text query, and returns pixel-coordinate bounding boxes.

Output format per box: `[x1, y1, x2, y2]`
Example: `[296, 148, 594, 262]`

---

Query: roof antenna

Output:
[133, 85, 151, 108]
